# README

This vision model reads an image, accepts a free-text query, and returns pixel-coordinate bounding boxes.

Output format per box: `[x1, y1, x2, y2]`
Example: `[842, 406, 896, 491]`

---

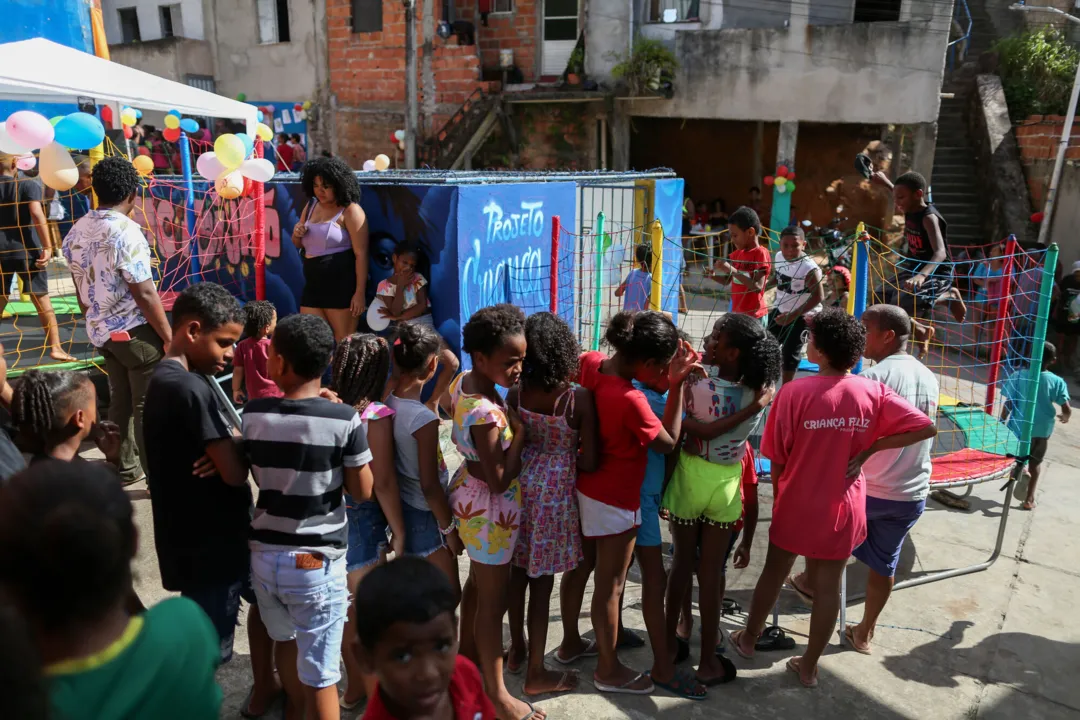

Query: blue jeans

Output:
[345, 496, 388, 572]
[181, 574, 255, 664]
[250, 550, 349, 688]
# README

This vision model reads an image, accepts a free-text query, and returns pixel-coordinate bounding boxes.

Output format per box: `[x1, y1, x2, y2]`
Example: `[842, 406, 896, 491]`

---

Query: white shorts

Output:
[577, 491, 641, 538]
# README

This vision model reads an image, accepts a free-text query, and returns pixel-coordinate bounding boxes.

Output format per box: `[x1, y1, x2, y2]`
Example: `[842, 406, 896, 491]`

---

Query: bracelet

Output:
[438, 518, 458, 536]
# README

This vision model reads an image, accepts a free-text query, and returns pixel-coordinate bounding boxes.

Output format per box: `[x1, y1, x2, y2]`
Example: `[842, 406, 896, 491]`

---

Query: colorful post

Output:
[1018, 243, 1059, 458]
[851, 224, 870, 373]
[254, 139, 267, 301]
[550, 215, 560, 314]
[592, 211, 606, 351]
[179, 131, 199, 277]
[985, 235, 1019, 413]
[649, 219, 663, 311]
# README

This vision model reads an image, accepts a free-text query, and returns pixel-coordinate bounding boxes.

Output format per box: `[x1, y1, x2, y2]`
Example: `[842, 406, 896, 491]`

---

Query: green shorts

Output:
[662, 451, 743, 527]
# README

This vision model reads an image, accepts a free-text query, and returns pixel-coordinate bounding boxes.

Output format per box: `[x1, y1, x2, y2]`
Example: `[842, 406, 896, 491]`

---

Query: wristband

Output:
[439, 518, 458, 536]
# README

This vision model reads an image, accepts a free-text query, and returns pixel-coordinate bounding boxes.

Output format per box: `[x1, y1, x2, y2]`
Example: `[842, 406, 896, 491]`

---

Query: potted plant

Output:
[566, 46, 585, 85]
[611, 38, 678, 96]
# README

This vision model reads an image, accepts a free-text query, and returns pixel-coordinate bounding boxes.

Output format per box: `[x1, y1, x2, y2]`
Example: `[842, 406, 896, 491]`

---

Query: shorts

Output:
[637, 492, 663, 547]
[401, 502, 446, 557]
[1028, 436, 1049, 466]
[578, 491, 641, 538]
[250, 550, 349, 688]
[180, 573, 257, 664]
[0, 237, 48, 295]
[345, 496, 388, 572]
[768, 310, 811, 373]
[851, 496, 925, 578]
[662, 452, 743, 527]
[301, 249, 356, 309]
[883, 272, 953, 316]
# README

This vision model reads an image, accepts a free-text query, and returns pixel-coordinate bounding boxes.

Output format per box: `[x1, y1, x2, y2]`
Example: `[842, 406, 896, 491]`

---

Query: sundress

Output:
[511, 388, 584, 577]
[448, 373, 522, 566]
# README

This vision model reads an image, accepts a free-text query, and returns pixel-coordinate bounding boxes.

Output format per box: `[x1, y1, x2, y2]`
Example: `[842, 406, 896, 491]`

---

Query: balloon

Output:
[215, 134, 246, 168]
[774, 176, 787, 186]
[38, 142, 78, 191]
[294, 103, 303, 111]
[302, 100, 312, 111]
[49, 116, 63, 126]
[123, 125, 133, 140]
[763, 175, 774, 186]
[266, 105, 275, 112]
[6, 111, 54, 150]
[236, 132, 255, 158]
[137, 146, 150, 157]
[121, 109, 137, 127]
[164, 115, 180, 130]
[374, 154, 390, 171]
[236, 92, 247, 102]
[787, 182, 796, 193]
[787, 172, 796, 181]
[15, 155, 35, 171]
[162, 127, 181, 143]
[132, 155, 154, 176]
[134, 109, 143, 120]
[100, 105, 113, 125]
[777, 165, 789, 177]
[388, 132, 397, 145]
[394, 129, 405, 142]
[54, 113, 105, 149]
[776, 183, 787, 194]
[257, 111, 264, 122]
[196, 151, 226, 180]
[167, 109, 181, 118]
[255, 123, 273, 142]
[398, 140, 405, 151]
[0, 123, 29, 154]
[180, 118, 199, 133]
[215, 171, 244, 200]
[362, 159, 376, 172]
[238, 157, 275, 182]
[1031, 212, 1045, 223]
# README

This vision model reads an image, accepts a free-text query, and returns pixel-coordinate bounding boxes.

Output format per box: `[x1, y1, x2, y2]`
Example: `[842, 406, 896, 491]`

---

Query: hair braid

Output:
[331, 333, 390, 412]
[10, 370, 92, 457]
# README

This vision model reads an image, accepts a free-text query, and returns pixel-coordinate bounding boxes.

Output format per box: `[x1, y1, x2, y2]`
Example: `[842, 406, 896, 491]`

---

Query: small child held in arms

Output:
[245, 313, 375, 720]
[232, 300, 283, 404]
[1002, 341, 1071, 510]
[729, 308, 935, 689]
[615, 244, 653, 312]
[0, 461, 221, 719]
[376, 240, 460, 413]
[709, 207, 770, 328]
[354, 557, 495, 720]
[826, 266, 851, 310]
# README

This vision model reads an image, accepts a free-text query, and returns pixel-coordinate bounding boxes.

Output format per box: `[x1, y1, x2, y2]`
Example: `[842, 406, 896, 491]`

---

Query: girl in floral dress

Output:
[448, 304, 538, 720]
[505, 312, 598, 698]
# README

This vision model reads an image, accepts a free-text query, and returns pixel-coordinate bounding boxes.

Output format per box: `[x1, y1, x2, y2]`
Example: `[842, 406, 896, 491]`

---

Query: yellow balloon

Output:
[302, 100, 312, 111]
[132, 155, 154, 176]
[255, 123, 273, 142]
[374, 154, 390, 171]
[215, 171, 244, 200]
[163, 115, 180, 130]
[215, 134, 246, 169]
[120, 109, 137, 127]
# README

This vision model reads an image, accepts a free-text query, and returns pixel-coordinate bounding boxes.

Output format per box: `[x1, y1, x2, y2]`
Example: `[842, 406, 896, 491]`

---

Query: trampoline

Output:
[0, 294, 102, 377]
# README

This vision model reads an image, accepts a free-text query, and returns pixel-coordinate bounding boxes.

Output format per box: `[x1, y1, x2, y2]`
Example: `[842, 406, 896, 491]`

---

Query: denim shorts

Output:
[250, 551, 349, 688]
[401, 502, 445, 557]
[637, 492, 663, 548]
[346, 496, 388, 572]
[181, 573, 256, 665]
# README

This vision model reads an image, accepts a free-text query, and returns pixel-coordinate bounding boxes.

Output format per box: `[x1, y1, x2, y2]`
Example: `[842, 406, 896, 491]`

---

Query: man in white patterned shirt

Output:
[63, 157, 171, 485]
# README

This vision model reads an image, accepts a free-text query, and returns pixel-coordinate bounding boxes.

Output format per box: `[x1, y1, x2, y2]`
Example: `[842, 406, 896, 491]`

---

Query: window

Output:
[118, 7, 141, 43]
[351, 0, 383, 32]
[852, 0, 901, 22]
[493, 0, 513, 12]
[257, 0, 291, 44]
[647, 0, 699, 23]
[159, 5, 183, 38]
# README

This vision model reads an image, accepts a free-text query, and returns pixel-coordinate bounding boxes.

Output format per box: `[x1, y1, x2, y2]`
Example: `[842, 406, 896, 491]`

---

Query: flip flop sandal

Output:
[239, 687, 284, 719]
[727, 629, 756, 660]
[553, 639, 599, 665]
[616, 630, 646, 649]
[674, 635, 691, 665]
[755, 626, 797, 652]
[523, 671, 578, 698]
[648, 669, 708, 700]
[593, 671, 655, 696]
[722, 597, 742, 615]
[786, 574, 815, 605]
[518, 700, 539, 720]
[697, 655, 738, 686]
[844, 625, 872, 655]
[786, 657, 818, 688]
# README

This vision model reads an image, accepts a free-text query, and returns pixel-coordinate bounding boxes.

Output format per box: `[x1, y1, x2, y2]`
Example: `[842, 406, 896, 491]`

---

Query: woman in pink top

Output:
[729, 308, 935, 688]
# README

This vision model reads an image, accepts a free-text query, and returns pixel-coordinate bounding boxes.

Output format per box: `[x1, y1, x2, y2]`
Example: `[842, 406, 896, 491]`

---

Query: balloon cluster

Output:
[0, 110, 107, 191]
[387, 129, 405, 151]
[362, 154, 392, 172]
[196, 133, 276, 200]
[763, 165, 796, 195]
[162, 109, 200, 143]
[119, 106, 144, 139]
[293, 101, 314, 112]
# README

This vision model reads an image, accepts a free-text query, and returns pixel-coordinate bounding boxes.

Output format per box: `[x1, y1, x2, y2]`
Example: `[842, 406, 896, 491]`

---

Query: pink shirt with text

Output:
[761, 374, 932, 560]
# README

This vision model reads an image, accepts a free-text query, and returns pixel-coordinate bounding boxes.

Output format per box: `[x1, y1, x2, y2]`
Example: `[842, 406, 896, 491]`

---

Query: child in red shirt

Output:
[709, 206, 771, 326]
[355, 557, 496, 720]
[558, 310, 698, 697]
[231, 301, 283, 404]
[729, 308, 935, 688]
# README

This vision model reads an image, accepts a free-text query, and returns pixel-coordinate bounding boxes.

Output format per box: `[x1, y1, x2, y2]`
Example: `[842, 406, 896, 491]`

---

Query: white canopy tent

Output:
[0, 38, 257, 134]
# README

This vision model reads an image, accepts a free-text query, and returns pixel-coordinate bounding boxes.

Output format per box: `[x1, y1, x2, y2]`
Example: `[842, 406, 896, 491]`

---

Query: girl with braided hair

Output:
[330, 333, 407, 710]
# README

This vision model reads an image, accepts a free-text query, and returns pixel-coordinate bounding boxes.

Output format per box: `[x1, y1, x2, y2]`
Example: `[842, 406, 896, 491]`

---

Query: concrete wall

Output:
[108, 37, 214, 83]
[103, 0, 204, 42]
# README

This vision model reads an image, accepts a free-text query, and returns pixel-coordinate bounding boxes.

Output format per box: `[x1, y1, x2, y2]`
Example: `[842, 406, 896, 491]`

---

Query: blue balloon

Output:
[54, 112, 105, 149]
[167, 109, 181, 118]
[236, 132, 255, 158]
[257, 111, 264, 122]
[134, 109, 143, 119]
[180, 118, 199, 133]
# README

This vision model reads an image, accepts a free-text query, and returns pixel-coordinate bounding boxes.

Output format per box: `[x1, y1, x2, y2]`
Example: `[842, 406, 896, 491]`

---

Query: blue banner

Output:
[652, 177, 685, 323]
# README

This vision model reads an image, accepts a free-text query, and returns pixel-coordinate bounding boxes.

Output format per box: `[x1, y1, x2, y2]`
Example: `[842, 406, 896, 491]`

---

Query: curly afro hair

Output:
[810, 307, 865, 371]
[300, 156, 362, 206]
[604, 310, 679, 364]
[91, 156, 141, 206]
[712, 313, 781, 391]
[272, 313, 335, 380]
[521, 312, 579, 392]
[242, 300, 277, 338]
[332, 333, 390, 410]
[462, 304, 526, 357]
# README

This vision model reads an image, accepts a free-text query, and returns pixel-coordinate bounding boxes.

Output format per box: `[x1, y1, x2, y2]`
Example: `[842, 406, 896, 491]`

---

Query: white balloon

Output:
[362, 159, 376, 172]
[196, 151, 226, 181]
[39, 142, 79, 191]
[238, 158, 275, 183]
[0, 123, 29, 155]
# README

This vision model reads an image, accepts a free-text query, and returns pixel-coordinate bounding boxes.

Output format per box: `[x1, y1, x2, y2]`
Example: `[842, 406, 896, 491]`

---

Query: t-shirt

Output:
[385, 393, 449, 510]
[46, 597, 221, 720]
[275, 142, 294, 172]
[974, 262, 1004, 302]
[634, 381, 667, 497]
[233, 337, 282, 400]
[762, 374, 932, 560]
[1002, 369, 1070, 440]
[143, 360, 253, 591]
[733, 442, 758, 534]
[361, 655, 495, 720]
[622, 268, 651, 312]
[63, 209, 156, 347]
[245, 396, 373, 557]
[577, 351, 663, 511]
[860, 354, 939, 502]
[773, 252, 822, 316]
[683, 368, 762, 464]
[376, 273, 430, 312]
[0, 172, 42, 251]
[0, 424, 25, 484]
[903, 204, 951, 277]
[55, 188, 93, 240]
[728, 245, 771, 318]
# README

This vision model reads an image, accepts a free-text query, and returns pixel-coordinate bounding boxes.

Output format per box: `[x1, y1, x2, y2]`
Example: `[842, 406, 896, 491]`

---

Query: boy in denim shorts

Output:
[245, 313, 375, 718]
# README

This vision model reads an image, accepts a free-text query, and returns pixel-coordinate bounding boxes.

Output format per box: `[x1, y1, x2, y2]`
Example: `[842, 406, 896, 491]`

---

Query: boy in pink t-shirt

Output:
[728, 308, 935, 689]
[232, 301, 283, 404]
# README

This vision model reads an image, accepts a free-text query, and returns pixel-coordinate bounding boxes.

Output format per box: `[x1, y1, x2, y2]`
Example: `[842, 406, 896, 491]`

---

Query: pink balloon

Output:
[15, 155, 36, 171]
[6, 111, 54, 150]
